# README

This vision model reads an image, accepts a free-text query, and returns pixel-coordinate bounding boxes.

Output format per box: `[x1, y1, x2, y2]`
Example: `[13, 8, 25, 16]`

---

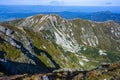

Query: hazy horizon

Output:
[0, 5, 120, 6]
[0, 0, 120, 6]
[0, 6, 120, 13]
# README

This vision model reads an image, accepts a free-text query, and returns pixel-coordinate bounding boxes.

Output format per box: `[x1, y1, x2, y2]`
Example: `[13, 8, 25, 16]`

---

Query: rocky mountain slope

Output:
[0, 14, 120, 76]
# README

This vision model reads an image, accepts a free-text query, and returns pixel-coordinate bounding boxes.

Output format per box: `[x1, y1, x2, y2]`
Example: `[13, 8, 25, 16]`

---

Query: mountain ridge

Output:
[0, 14, 120, 76]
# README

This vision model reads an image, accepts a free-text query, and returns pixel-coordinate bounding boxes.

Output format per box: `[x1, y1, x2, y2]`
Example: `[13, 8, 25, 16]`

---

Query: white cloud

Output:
[48, 1, 65, 5]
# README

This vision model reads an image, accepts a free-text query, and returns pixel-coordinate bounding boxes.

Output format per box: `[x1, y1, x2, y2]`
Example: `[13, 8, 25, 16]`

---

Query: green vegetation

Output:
[0, 41, 21, 61]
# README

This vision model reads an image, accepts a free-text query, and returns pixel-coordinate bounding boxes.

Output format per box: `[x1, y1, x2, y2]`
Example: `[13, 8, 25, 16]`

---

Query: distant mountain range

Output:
[85, 11, 120, 23]
[0, 11, 120, 23]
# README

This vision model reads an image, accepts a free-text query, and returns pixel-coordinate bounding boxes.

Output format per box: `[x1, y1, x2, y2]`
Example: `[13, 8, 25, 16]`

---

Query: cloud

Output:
[48, 1, 65, 5]
[105, 2, 112, 5]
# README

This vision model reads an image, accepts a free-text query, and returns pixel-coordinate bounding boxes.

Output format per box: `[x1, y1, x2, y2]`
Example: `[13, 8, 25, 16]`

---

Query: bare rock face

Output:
[0, 14, 120, 76]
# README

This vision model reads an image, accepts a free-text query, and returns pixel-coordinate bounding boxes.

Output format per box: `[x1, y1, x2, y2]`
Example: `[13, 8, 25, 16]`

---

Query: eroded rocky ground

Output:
[0, 62, 120, 80]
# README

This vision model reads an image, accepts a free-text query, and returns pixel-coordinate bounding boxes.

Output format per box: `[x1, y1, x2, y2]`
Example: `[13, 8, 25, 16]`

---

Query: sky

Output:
[0, 0, 120, 6]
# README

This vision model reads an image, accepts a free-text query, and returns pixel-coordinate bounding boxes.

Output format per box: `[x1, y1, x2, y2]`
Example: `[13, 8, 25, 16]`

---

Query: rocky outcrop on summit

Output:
[0, 14, 120, 75]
